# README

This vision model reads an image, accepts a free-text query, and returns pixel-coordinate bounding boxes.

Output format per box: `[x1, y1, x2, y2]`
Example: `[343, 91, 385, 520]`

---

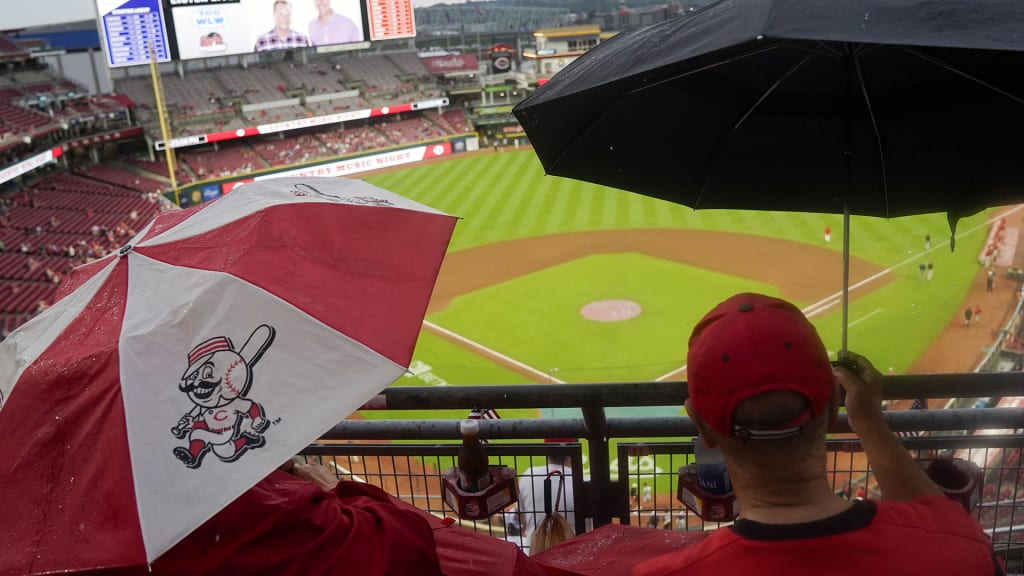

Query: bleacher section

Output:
[178, 143, 264, 180]
[315, 124, 390, 155]
[388, 52, 431, 78]
[277, 62, 349, 95]
[251, 134, 328, 167]
[219, 66, 290, 104]
[76, 164, 167, 193]
[0, 168, 163, 334]
[126, 157, 193, 185]
[379, 115, 447, 144]
[243, 104, 309, 125]
[336, 55, 404, 90]
[304, 95, 368, 115]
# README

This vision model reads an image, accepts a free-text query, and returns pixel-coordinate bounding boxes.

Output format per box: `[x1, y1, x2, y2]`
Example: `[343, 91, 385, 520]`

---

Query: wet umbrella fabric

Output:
[530, 523, 708, 576]
[515, 0, 1024, 220]
[514, 0, 1024, 348]
[0, 177, 457, 575]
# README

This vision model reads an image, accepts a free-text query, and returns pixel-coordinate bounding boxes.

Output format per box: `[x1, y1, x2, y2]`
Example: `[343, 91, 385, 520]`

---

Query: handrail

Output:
[361, 373, 1024, 410]
[325, 408, 1024, 440]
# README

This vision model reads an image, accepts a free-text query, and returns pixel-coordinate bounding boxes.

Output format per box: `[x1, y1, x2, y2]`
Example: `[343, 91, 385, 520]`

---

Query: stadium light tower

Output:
[149, 45, 179, 205]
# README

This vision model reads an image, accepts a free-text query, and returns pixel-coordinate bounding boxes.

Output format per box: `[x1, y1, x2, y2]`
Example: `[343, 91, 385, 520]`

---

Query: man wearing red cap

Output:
[633, 293, 1002, 576]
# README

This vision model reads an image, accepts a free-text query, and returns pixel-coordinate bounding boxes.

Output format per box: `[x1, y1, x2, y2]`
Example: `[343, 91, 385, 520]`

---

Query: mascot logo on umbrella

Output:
[172, 324, 275, 469]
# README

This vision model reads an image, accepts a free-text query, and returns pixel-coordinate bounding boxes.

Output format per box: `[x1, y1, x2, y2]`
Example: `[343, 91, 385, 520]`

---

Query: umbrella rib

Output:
[854, 55, 889, 217]
[636, 44, 784, 92]
[902, 47, 1024, 106]
[694, 53, 813, 207]
[546, 44, 785, 176]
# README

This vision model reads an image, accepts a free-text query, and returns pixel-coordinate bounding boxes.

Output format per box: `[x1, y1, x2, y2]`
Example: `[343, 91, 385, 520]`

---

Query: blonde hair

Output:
[529, 512, 573, 555]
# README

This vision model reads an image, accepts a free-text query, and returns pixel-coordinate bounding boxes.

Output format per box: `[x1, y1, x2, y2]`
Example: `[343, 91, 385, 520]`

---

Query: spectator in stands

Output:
[515, 441, 577, 548]
[254, 0, 310, 52]
[151, 459, 546, 576]
[632, 293, 1004, 576]
[308, 0, 362, 46]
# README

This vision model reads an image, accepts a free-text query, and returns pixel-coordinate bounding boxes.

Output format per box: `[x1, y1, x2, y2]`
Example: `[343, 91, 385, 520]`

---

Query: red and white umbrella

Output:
[0, 177, 457, 575]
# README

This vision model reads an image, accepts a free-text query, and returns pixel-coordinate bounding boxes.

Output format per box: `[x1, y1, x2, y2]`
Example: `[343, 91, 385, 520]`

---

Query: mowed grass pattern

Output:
[367, 149, 990, 382]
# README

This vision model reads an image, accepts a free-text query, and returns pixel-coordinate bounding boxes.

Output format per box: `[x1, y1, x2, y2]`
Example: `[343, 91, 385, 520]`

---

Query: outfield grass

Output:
[364, 149, 994, 482]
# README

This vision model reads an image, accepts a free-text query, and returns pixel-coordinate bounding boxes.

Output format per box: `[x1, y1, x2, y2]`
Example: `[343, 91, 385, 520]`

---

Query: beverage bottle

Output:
[694, 437, 731, 495]
[458, 419, 491, 492]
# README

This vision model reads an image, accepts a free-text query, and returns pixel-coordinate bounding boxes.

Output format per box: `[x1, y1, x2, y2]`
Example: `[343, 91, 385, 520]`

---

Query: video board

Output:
[97, 0, 173, 67]
[97, 0, 415, 66]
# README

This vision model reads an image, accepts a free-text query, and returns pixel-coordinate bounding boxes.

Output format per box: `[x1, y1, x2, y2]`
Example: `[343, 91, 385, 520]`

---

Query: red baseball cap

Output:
[687, 293, 835, 440]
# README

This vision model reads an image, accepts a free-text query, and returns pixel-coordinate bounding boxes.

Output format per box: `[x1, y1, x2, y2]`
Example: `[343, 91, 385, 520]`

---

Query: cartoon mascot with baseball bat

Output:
[172, 324, 275, 469]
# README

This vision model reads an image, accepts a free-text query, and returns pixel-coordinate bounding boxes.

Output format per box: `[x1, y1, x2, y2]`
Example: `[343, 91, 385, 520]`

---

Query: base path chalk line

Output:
[654, 204, 1024, 382]
[422, 320, 566, 384]
[848, 308, 885, 328]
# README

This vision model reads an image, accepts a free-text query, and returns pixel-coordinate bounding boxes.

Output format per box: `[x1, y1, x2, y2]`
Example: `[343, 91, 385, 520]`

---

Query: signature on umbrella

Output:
[289, 182, 395, 207]
[171, 324, 276, 469]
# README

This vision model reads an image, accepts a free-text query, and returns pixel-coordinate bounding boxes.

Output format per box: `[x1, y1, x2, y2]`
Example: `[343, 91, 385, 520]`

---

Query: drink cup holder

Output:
[442, 466, 519, 520]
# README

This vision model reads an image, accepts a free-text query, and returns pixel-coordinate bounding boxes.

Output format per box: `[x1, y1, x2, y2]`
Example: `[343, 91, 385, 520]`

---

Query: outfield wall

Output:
[166, 134, 479, 207]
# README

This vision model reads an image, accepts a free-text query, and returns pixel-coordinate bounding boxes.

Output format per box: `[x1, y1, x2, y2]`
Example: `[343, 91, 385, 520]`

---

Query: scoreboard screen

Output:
[98, 0, 415, 65]
[97, 0, 173, 67]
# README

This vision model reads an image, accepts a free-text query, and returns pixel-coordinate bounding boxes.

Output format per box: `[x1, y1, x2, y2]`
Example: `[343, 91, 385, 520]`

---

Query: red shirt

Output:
[632, 496, 1002, 576]
[150, 470, 546, 576]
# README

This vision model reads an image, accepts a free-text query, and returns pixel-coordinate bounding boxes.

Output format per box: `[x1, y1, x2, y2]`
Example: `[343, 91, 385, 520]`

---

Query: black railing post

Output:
[582, 405, 613, 527]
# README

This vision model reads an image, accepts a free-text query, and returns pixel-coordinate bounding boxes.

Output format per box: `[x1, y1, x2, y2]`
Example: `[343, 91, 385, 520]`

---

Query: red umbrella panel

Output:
[0, 177, 457, 575]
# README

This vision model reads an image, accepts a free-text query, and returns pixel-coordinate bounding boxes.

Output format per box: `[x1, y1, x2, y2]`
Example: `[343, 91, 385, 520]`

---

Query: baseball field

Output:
[357, 148, 993, 487]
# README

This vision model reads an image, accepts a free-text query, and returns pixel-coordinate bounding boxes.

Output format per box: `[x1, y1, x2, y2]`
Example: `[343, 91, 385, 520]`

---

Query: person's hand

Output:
[290, 461, 340, 491]
[833, 351, 887, 435]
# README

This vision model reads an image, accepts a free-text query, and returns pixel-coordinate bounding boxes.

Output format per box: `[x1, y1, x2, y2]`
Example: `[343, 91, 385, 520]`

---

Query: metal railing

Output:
[299, 374, 1024, 566]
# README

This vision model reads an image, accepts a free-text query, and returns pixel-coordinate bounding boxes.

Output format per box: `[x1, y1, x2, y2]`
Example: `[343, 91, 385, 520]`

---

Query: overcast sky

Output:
[6, 0, 469, 31]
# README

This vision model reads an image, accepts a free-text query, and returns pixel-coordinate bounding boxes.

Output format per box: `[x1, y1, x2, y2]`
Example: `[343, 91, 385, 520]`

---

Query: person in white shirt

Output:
[515, 440, 577, 550]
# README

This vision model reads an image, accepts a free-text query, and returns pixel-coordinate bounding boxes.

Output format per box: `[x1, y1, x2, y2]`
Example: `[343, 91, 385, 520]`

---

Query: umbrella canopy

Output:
[530, 523, 707, 576]
[514, 0, 1024, 221]
[0, 177, 457, 575]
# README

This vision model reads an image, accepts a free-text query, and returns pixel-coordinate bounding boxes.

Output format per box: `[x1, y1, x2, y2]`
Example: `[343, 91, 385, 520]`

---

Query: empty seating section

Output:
[0, 102, 54, 140]
[162, 71, 228, 116]
[179, 144, 261, 179]
[116, 77, 157, 110]
[0, 168, 164, 332]
[76, 164, 167, 193]
[251, 134, 328, 167]
[219, 66, 289, 104]
[305, 95, 368, 115]
[336, 55, 403, 89]
[244, 104, 310, 124]
[277, 63, 348, 95]
[0, 87, 23, 101]
[127, 157, 193, 184]
[387, 52, 430, 77]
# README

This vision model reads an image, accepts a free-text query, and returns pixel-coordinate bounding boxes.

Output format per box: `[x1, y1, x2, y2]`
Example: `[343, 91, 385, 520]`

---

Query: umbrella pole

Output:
[842, 202, 850, 353]
[840, 49, 854, 356]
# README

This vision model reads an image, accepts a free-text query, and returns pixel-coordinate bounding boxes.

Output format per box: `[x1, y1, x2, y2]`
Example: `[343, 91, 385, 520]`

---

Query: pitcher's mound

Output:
[581, 299, 643, 322]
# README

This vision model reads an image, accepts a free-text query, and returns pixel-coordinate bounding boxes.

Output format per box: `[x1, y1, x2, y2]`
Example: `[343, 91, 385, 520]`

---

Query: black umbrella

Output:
[514, 0, 1024, 350]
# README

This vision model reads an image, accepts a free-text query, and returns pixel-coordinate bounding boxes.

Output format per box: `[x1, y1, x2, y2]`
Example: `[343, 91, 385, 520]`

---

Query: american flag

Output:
[468, 408, 501, 444]
[896, 398, 928, 439]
